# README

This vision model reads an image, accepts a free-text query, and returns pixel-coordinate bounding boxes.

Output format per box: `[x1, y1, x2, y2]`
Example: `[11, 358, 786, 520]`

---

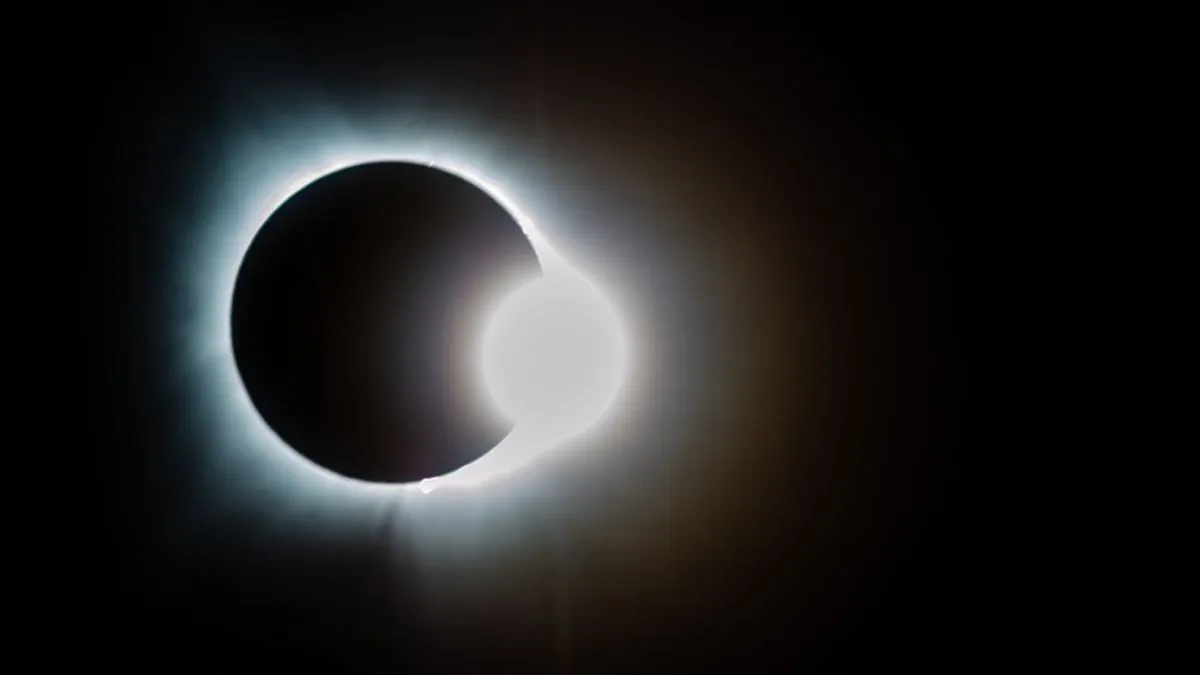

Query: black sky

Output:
[62, 3, 1013, 672]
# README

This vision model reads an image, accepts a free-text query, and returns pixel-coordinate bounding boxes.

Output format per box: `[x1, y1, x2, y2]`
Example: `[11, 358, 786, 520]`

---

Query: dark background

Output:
[61, 3, 1014, 672]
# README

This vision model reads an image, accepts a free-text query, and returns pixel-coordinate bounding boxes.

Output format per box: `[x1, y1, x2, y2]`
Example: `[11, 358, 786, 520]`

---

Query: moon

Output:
[229, 159, 628, 493]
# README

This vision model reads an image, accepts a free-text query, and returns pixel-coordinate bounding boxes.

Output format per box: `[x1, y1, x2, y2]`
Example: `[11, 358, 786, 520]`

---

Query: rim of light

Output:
[190, 138, 623, 501]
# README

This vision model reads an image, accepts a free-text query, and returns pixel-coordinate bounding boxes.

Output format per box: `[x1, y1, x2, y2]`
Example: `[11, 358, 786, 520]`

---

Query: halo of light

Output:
[183, 125, 630, 502]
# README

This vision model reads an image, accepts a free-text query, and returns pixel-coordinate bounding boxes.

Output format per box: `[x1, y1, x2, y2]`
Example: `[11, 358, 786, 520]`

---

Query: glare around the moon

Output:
[186, 120, 637, 500]
[481, 273, 627, 443]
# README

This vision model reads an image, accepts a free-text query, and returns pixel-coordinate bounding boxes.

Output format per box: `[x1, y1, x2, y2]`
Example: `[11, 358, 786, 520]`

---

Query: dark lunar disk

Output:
[231, 162, 542, 483]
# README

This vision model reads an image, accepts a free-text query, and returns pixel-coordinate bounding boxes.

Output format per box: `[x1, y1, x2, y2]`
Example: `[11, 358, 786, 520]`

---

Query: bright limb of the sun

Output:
[421, 269, 628, 493]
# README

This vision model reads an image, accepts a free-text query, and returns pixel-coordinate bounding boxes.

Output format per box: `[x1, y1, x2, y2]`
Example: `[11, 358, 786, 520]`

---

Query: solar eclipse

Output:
[228, 159, 628, 493]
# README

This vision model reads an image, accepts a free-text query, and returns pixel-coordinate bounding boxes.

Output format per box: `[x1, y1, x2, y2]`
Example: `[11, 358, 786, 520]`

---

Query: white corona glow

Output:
[186, 123, 630, 502]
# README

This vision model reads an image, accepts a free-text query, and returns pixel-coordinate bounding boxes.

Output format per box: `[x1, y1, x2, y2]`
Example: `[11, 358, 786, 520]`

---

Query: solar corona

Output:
[193, 134, 630, 501]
